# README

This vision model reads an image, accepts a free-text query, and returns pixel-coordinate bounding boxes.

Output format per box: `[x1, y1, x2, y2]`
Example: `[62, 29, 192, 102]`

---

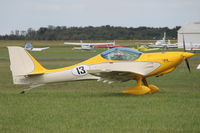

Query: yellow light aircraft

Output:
[8, 47, 194, 94]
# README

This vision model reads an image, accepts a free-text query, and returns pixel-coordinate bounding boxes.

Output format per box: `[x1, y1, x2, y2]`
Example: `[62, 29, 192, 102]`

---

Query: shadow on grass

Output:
[83, 91, 156, 98]
[82, 89, 169, 98]
[3, 87, 166, 99]
[14, 90, 144, 98]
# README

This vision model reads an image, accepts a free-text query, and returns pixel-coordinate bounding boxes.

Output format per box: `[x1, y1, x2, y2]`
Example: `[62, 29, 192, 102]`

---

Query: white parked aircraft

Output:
[25, 43, 50, 51]
[142, 32, 177, 48]
[197, 64, 200, 70]
[185, 43, 200, 51]
[64, 41, 116, 50]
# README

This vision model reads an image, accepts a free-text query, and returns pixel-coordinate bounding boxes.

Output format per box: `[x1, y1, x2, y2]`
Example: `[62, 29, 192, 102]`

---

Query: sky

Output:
[0, 0, 200, 35]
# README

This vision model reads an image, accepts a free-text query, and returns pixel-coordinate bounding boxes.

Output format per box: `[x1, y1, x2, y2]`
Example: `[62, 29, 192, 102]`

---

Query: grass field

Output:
[0, 40, 200, 133]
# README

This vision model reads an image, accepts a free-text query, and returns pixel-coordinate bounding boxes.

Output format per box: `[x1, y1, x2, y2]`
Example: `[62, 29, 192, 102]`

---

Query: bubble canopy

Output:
[101, 47, 142, 60]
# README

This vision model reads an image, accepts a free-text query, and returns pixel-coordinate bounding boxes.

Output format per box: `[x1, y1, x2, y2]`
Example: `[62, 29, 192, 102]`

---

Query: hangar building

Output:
[177, 21, 200, 49]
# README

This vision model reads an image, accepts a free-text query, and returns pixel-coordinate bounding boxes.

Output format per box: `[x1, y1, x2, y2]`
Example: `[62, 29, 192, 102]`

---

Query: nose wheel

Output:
[123, 77, 159, 95]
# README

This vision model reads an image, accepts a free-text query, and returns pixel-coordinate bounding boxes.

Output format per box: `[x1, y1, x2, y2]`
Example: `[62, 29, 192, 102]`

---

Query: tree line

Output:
[0, 25, 180, 40]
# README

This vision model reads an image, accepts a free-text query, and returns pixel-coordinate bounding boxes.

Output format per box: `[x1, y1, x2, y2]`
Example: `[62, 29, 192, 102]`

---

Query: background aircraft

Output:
[8, 45, 193, 95]
[94, 41, 128, 48]
[64, 41, 116, 50]
[25, 43, 50, 51]
[142, 32, 177, 49]
[197, 64, 200, 70]
[185, 43, 200, 52]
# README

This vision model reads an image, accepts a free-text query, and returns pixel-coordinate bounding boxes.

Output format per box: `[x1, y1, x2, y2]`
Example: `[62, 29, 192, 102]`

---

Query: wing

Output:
[41, 47, 50, 50]
[88, 62, 161, 83]
[91, 42, 115, 46]
[167, 45, 178, 48]
[64, 42, 115, 46]
[64, 42, 84, 46]
[148, 45, 161, 48]
[88, 69, 139, 82]
[31, 47, 49, 51]
[146, 48, 160, 51]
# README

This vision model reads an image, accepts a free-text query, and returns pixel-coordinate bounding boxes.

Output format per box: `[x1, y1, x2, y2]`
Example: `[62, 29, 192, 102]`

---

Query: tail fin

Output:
[7, 46, 47, 84]
[163, 32, 166, 41]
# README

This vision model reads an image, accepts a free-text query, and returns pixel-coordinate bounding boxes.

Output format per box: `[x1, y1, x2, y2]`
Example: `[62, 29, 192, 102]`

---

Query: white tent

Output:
[177, 21, 200, 49]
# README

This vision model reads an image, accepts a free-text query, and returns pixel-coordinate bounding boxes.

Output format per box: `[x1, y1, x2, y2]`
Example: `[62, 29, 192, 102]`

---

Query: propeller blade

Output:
[183, 35, 192, 72]
[185, 59, 191, 72]
[182, 35, 186, 52]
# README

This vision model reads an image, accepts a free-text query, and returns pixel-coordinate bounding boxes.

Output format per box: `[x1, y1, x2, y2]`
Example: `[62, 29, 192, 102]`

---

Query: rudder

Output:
[7, 46, 46, 84]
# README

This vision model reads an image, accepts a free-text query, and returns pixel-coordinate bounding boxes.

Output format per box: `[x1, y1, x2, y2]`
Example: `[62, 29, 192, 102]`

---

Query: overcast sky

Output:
[0, 0, 200, 35]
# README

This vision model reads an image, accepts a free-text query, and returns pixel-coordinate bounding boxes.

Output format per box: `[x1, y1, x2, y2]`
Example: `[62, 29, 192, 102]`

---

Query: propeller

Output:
[182, 35, 191, 72]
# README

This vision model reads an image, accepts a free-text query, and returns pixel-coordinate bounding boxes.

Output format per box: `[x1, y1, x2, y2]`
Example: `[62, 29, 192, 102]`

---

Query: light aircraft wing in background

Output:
[30, 47, 50, 51]
[148, 43, 177, 48]
[64, 41, 115, 50]
[25, 43, 49, 51]
[64, 42, 115, 46]
[94, 45, 129, 48]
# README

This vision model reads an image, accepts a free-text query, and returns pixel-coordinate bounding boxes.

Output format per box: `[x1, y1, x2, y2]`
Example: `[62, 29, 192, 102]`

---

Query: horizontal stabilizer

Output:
[27, 72, 44, 76]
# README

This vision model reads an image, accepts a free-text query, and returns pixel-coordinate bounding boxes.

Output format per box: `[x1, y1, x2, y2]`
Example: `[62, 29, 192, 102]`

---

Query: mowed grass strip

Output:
[0, 40, 200, 133]
[0, 85, 200, 133]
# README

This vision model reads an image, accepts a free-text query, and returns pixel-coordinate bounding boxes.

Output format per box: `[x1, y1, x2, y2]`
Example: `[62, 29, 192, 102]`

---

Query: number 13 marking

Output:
[72, 65, 89, 76]
[76, 66, 86, 74]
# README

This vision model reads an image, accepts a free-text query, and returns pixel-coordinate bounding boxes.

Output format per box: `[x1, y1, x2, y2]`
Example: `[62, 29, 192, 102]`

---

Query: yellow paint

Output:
[134, 46, 159, 52]
[123, 86, 150, 94]
[26, 51, 47, 74]
[137, 52, 191, 77]
[157, 67, 175, 76]
[148, 84, 159, 94]
[123, 76, 150, 94]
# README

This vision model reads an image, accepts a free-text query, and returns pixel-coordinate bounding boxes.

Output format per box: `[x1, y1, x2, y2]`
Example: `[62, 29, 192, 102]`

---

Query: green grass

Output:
[0, 40, 200, 133]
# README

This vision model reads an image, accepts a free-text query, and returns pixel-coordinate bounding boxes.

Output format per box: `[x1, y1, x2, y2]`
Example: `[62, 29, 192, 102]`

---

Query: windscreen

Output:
[101, 47, 142, 60]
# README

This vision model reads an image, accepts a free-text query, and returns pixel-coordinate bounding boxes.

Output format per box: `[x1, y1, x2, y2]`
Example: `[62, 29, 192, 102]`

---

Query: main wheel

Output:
[123, 85, 150, 95]
[148, 84, 159, 94]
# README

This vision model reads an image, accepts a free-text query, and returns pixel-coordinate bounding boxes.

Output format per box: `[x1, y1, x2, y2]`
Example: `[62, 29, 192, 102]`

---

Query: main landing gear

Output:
[122, 77, 159, 95]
